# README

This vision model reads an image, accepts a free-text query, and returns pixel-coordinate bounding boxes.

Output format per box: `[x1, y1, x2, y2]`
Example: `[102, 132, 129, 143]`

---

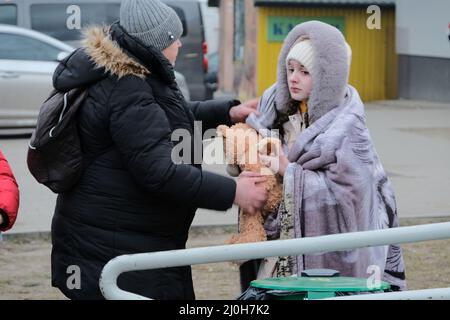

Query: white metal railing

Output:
[100, 222, 450, 300]
[326, 287, 450, 300]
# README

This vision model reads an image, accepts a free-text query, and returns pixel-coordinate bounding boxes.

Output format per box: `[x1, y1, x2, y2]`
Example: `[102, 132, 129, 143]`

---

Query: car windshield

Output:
[30, 3, 120, 41]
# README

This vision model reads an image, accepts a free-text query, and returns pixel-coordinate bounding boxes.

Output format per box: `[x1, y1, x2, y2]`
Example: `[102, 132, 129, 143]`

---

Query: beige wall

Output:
[217, 0, 259, 99]
[218, 0, 234, 93]
[236, 0, 258, 100]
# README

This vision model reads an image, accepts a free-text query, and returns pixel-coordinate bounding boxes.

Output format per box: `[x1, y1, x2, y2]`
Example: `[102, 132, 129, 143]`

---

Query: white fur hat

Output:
[286, 39, 352, 75]
[286, 39, 315, 74]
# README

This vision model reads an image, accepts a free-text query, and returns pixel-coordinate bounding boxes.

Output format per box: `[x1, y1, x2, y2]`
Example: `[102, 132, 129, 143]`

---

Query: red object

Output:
[0, 149, 19, 231]
[202, 41, 208, 73]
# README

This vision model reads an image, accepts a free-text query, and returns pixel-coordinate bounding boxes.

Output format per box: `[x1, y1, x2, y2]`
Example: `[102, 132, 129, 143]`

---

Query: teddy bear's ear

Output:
[216, 125, 229, 137]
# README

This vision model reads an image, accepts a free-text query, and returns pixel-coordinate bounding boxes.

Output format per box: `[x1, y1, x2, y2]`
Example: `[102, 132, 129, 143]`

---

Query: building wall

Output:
[396, 0, 450, 59]
[218, 0, 234, 93]
[396, 0, 450, 103]
[255, 6, 397, 102]
[398, 55, 450, 103]
[236, 0, 259, 100]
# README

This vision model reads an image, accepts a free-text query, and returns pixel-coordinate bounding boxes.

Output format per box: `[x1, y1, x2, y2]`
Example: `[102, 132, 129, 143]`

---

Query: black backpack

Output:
[27, 87, 89, 193]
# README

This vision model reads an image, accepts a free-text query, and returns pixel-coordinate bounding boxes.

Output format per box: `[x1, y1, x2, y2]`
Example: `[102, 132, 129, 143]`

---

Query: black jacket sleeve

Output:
[108, 80, 236, 211]
[186, 99, 240, 134]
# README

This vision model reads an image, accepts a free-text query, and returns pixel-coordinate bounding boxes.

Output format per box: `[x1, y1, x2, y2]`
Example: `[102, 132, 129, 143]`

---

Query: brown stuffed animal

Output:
[217, 123, 283, 244]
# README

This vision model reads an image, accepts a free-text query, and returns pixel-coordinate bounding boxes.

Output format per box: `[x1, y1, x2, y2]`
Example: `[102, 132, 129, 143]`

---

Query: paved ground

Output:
[1, 99, 450, 236]
[364, 100, 450, 217]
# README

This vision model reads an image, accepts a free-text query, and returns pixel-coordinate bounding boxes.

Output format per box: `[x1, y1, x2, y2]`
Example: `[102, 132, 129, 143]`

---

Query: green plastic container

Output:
[250, 269, 390, 300]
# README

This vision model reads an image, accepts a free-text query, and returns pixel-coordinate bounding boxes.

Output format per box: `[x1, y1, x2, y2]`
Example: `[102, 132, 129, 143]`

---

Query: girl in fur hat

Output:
[245, 21, 406, 291]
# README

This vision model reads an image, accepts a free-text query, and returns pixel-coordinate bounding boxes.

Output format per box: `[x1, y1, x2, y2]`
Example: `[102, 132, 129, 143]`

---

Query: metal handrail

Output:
[326, 287, 450, 300]
[100, 222, 450, 300]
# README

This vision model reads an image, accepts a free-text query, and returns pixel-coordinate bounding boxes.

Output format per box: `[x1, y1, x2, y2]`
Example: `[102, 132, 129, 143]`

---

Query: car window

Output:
[30, 3, 120, 41]
[208, 52, 218, 72]
[0, 33, 62, 61]
[0, 4, 17, 25]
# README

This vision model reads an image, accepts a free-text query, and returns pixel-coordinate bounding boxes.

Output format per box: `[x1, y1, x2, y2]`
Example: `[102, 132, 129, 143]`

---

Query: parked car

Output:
[0, 24, 73, 133]
[0, 24, 190, 132]
[175, 71, 191, 101]
[0, 0, 212, 100]
[205, 51, 218, 92]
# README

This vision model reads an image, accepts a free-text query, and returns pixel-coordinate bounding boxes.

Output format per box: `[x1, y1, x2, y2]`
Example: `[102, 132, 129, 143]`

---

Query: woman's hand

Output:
[234, 171, 268, 214]
[229, 98, 260, 123]
[259, 144, 290, 176]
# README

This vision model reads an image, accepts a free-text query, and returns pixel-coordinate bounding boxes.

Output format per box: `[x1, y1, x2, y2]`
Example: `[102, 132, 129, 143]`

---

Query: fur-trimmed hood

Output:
[82, 26, 149, 79]
[53, 22, 175, 91]
[275, 21, 350, 124]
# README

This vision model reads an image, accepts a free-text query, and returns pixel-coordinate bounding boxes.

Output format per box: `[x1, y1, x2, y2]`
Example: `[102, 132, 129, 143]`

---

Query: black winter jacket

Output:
[51, 23, 237, 300]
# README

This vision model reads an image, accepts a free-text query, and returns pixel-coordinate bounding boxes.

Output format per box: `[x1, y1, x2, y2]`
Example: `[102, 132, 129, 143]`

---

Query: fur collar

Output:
[276, 21, 350, 124]
[82, 26, 149, 79]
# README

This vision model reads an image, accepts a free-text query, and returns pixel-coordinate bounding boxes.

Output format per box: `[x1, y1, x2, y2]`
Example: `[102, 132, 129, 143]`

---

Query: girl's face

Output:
[162, 39, 182, 66]
[287, 59, 313, 101]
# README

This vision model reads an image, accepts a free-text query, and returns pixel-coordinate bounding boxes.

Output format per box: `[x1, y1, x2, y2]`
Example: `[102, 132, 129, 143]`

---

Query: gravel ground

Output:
[1, 217, 449, 300]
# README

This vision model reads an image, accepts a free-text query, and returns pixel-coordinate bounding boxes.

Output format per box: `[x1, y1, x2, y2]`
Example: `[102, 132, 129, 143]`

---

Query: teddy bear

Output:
[216, 123, 283, 244]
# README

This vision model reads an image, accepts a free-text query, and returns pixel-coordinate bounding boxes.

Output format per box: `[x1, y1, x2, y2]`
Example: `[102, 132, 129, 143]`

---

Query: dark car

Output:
[1, 0, 212, 100]
[205, 51, 218, 92]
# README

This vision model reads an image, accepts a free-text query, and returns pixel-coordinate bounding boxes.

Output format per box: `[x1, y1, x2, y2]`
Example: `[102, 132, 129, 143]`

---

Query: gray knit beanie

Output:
[119, 0, 183, 51]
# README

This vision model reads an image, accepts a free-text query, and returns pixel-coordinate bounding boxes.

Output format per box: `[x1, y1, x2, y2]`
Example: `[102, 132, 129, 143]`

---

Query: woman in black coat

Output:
[50, 0, 267, 300]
